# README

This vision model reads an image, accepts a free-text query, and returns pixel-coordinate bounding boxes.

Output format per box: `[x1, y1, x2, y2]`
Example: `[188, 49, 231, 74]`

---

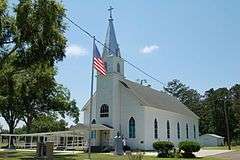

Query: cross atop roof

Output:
[108, 6, 114, 19]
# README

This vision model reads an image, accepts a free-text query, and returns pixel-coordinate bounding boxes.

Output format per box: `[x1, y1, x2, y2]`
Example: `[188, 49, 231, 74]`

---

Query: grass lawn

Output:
[0, 151, 229, 160]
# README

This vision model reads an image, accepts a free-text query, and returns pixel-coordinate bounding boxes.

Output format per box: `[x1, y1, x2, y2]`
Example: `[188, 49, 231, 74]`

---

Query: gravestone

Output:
[36, 141, 54, 159]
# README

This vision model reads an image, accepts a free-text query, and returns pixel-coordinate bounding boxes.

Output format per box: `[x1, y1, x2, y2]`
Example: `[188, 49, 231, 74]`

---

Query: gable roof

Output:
[81, 92, 96, 111]
[120, 79, 199, 119]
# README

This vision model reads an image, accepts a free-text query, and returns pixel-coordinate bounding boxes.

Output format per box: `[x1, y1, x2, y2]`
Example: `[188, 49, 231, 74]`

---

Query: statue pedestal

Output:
[114, 135, 123, 155]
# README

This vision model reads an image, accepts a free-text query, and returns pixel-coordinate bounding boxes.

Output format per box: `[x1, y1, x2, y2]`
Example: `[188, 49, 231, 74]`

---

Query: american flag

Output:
[93, 41, 107, 76]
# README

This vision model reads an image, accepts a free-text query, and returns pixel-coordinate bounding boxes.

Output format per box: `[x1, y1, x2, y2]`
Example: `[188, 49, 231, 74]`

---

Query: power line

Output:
[65, 16, 166, 86]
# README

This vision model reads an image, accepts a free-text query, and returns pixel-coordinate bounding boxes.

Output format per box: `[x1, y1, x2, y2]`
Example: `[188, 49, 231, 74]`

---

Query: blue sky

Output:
[4, 0, 240, 128]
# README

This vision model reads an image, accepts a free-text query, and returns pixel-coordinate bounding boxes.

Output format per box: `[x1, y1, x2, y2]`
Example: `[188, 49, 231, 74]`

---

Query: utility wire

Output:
[65, 16, 166, 86]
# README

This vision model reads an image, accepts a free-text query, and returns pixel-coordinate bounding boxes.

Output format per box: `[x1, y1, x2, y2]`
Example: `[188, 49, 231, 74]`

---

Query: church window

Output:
[154, 119, 158, 139]
[100, 104, 109, 117]
[129, 117, 136, 138]
[194, 124, 196, 139]
[186, 123, 189, 139]
[167, 120, 170, 139]
[177, 122, 180, 139]
[117, 63, 120, 73]
[91, 119, 96, 124]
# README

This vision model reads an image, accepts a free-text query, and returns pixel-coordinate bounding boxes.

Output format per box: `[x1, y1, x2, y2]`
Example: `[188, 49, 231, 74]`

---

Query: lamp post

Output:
[223, 97, 231, 150]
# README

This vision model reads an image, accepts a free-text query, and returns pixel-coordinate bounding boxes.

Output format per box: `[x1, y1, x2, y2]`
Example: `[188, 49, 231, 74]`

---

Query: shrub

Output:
[178, 140, 201, 158]
[153, 141, 174, 157]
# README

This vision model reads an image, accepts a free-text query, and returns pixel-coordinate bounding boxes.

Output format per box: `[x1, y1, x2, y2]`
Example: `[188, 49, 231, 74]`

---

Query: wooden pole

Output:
[223, 99, 231, 150]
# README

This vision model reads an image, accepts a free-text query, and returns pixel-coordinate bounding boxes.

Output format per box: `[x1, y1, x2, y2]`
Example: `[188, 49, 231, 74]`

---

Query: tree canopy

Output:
[15, 115, 68, 134]
[0, 0, 80, 142]
[1, 0, 67, 66]
[164, 79, 240, 143]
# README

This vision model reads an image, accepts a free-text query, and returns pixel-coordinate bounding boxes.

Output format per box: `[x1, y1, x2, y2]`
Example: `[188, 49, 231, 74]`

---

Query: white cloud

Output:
[66, 44, 88, 57]
[139, 45, 159, 54]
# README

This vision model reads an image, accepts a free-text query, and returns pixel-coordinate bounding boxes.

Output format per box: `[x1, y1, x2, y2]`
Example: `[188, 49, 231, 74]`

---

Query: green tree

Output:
[1, 0, 67, 66]
[0, 54, 79, 136]
[230, 84, 240, 142]
[0, 55, 23, 146]
[15, 63, 79, 132]
[203, 88, 237, 140]
[164, 79, 202, 115]
[15, 115, 68, 134]
[0, 55, 22, 135]
[0, 0, 79, 138]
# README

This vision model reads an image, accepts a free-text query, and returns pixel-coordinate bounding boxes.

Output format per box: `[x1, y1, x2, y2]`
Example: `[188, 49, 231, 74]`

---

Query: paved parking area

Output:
[210, 151, 240, 160]
[194, 149, 232, 157]
[144, 149, 232, 157]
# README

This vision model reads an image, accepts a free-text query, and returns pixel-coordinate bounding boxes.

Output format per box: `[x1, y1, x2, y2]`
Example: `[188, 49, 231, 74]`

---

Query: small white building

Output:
[199, 134, 224, 147]
[82, 11, 199, 150]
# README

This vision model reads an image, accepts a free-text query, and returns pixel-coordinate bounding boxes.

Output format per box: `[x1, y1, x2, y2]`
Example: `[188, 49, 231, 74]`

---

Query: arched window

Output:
[129, 117, 135, 138]
[194, 124, 196, 139]
[154, 119, 158, 139]
[117, 63, 120, 73]
[100, 104, 109, 117]
[91, 119, 96, 124]
[104, 62, 108, 71]
[186, 123, 189, 139]
[167, 120, 170, 139]
[177, 122, 180, 139]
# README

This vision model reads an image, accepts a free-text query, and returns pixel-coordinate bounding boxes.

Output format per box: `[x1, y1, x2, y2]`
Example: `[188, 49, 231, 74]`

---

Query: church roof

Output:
[102, 16, 120, 57]
[120, 79, 199, 119]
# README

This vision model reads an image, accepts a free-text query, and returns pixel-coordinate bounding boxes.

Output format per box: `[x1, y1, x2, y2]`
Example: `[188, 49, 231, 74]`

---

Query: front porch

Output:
[71, 123, 114, 149]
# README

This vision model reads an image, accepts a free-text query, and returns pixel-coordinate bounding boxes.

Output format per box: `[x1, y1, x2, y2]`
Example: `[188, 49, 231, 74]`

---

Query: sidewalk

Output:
[144, 149, 232, 157]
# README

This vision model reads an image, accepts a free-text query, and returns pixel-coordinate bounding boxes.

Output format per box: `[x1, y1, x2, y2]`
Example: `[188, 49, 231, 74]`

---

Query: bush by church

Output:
[178, 140, 201, 158]
[152, 141, 175, 158]
[152, 140, 201, 158]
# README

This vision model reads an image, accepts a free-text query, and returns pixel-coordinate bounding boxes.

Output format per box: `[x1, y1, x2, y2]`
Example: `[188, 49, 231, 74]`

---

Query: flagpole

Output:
[88, 37, 95, 159]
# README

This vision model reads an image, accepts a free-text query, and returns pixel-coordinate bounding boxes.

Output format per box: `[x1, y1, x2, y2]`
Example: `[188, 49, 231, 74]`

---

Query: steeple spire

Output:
[103, 6, 121, 57]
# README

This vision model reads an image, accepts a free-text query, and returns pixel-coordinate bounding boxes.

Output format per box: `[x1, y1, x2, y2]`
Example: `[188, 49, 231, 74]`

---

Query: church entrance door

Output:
[100, 130, 110, 146]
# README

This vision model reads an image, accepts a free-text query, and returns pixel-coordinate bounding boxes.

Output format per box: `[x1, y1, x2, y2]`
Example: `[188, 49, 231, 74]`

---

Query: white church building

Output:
[82, 12, 199, 150]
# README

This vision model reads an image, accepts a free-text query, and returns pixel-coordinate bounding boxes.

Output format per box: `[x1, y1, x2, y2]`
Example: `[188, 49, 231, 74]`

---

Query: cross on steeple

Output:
[108, 6, 114, 19]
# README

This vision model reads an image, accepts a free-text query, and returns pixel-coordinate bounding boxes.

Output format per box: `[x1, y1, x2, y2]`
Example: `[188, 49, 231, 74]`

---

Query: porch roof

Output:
[71, 123, 114, 131]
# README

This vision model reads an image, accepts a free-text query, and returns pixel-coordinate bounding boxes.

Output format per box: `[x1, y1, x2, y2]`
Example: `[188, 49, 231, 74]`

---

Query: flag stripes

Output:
[93, 41, 107, 76]
[94, 57, 106, 76]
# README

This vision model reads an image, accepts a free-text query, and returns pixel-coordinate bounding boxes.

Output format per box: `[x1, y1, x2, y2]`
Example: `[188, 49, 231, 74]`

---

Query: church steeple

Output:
[103, 6, 121, 58]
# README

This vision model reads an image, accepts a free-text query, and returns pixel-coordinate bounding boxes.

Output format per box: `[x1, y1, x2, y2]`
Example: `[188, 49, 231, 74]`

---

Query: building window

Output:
[167, 120, 170, 139]
[117, 63, 120, 73]
[104, 62, 108, 71]
[90, 130, 96, 139]
[100, 104, 109, 117]
[154, 119, 158, 139]
[177, 122, 180, 139]
[194, 124, 196, 139]
[129, 117, 136, 138]
[91, 119, 96, 124]
[186, 123, 189, 139]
